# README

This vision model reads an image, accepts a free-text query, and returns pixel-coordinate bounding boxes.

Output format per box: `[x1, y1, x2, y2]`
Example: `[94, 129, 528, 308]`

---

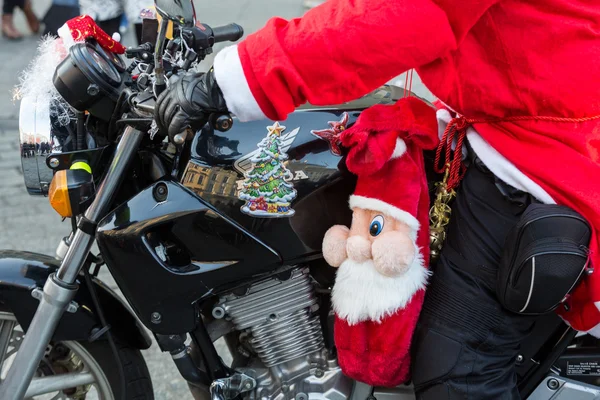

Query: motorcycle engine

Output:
[212, 268, 352, 400]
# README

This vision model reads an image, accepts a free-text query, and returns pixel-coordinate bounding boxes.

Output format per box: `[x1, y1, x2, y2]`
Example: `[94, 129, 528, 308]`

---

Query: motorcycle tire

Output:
[81, 339, 154, 399]
[0, 310, 154, 399]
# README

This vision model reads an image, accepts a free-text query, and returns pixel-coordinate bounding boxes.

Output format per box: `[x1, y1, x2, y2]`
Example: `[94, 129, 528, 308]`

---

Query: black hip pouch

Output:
[497, 203, 591, 315]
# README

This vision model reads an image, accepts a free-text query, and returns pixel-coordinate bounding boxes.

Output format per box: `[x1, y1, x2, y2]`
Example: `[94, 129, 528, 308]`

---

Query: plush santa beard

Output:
[331, 249, 429, 326]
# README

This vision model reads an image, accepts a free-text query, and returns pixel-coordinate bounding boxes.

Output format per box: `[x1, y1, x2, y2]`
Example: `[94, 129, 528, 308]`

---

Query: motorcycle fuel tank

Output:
[182, 85, 405, 261]
[96, 85, 405, 333]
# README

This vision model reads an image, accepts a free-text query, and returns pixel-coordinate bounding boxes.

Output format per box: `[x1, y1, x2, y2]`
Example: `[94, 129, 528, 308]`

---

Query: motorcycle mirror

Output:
[154, 0, 196, 27]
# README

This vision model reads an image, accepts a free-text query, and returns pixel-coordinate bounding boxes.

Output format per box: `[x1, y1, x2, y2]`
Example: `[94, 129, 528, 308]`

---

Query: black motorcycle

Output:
[1, 0, 599, 399]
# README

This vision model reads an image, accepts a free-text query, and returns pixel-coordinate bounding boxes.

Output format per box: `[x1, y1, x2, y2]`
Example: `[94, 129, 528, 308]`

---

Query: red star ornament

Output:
[310, 112, 350, 156]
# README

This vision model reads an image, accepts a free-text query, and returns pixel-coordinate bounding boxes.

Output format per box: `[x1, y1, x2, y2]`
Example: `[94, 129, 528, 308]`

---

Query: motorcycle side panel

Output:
[96, 85, 409, 334]
[0, 250, 151, 349]
[96, 181, 283, 333]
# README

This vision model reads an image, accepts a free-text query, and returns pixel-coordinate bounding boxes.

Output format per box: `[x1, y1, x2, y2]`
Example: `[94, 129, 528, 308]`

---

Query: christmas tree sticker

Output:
[239, 122, 298, 217]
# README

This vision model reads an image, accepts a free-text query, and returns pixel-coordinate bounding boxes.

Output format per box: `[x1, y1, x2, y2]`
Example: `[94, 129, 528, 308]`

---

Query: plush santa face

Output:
[323, 207, 427, 325]
[323, 208, 416, 274]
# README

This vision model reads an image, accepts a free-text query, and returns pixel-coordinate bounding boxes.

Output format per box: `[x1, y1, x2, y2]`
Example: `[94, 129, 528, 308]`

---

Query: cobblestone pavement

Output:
[0, 1, 431, 398]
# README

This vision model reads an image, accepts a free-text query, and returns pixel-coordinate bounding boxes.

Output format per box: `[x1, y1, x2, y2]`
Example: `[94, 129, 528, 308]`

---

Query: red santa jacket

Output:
[213, 0, 600, 333]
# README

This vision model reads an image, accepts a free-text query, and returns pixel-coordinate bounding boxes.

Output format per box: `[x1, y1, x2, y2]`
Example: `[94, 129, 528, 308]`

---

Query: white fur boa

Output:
[13, 35, 74, 126]
[332, 246, 429, 325]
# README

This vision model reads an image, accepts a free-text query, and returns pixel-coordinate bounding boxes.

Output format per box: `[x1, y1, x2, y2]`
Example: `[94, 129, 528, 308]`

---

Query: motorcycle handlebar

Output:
[212, 24, 244, 43]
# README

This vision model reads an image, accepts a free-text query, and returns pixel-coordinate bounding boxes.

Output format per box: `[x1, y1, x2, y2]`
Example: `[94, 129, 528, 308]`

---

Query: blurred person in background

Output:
[125, 0, 153, 43]
[2, 0, 39, 40]
[79, 0, 151, 43]
[79, 0, 123, 36]
[42, 0, 80, 36]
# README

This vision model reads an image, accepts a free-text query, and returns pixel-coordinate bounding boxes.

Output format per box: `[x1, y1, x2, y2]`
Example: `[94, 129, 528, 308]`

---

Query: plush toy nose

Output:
[347, 235, 372, 263]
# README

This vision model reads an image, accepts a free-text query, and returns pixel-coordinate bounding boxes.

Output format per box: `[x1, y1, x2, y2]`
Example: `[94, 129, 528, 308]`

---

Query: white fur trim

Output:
[332, 246, 429, 325]
[390, 138, 407, 160]
[13, 36, 74, 127]
[466, 130, 555, 204]
[57, 24, 75, 50]
[586, 303, 600, 338]
[436, 108, 452, 140]
[559, 311, 600, 338]
[349, 195, 419, 241]
[586, 321, 600, 338]
[213, 45, 266, 122]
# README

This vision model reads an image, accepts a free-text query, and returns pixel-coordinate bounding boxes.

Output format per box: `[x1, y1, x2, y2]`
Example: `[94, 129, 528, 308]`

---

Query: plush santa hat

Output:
[57, 15, 126, 54]
[331, 96, 438, 387]
[342, 96, 438, 241]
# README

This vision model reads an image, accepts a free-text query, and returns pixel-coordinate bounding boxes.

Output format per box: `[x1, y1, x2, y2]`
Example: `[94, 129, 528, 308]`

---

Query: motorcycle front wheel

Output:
[0, 311, 154, 399]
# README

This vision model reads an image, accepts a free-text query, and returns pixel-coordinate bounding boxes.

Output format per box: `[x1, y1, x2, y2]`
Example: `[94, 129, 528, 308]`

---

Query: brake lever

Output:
[173, 129, 190, 145]
[172, 113, 233, 144]
[125, 42, 154, 61]
[171, 128, 194, 179]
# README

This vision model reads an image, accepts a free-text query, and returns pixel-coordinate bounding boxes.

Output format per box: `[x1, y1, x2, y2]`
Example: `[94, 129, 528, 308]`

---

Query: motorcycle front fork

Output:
[0, 127, 144, 400]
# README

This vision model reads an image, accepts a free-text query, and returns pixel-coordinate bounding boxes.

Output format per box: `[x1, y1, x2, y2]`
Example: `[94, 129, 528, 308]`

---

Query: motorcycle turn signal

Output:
[48, 162, 95, 218]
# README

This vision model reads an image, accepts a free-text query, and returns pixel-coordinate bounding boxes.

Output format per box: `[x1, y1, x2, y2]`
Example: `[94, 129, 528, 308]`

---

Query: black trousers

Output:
[97, 15, 122, 37]
[3, 0, 25, 15]
[411, 161, 539, 399]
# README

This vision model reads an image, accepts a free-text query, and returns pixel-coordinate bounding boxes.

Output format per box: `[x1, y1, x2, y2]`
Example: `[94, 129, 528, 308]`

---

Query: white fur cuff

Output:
[213, 45, 266, 122]
[57, 24, 75, 49]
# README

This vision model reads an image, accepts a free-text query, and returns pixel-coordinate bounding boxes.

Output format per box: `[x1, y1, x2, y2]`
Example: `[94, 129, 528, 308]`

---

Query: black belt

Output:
[464, 140, 539, 209]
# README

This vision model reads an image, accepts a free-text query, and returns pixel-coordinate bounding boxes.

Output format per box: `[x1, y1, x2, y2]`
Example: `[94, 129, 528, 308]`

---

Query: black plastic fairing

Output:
[0, 250, 151, 349]
[96, 180, 282, 333]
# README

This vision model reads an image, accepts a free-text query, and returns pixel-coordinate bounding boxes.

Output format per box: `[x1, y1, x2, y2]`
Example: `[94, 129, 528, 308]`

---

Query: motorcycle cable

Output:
[83, 259, 127, 400]
[89, 253, 105, 277]
[76, 112, 87, 151]
[107, 91, 130, 141]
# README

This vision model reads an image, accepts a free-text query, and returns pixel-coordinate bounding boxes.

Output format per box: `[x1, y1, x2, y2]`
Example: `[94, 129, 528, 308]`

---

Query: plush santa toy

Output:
[322, 96, 438, 387]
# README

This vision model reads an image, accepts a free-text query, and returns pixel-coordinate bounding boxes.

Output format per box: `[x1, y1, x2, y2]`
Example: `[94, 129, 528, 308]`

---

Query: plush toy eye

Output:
[369, 215, 384, 237]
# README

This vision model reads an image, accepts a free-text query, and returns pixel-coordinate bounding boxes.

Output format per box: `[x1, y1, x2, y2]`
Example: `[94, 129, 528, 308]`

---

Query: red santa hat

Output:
[57, 15, 126, 54]
[341, 96, 439, 241]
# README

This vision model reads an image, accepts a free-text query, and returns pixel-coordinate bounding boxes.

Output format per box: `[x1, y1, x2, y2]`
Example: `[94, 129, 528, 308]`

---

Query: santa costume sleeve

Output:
[213, 0, 500, 122]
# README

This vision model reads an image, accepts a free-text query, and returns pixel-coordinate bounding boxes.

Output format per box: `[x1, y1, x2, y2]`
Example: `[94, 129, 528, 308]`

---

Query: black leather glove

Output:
[155, 68, 228, 140]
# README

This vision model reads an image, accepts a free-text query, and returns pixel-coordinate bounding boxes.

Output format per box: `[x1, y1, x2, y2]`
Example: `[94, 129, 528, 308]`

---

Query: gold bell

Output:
[428, 163, 456, 264]
[435, 185, 455, 204]
[429, 226, 446, 263]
